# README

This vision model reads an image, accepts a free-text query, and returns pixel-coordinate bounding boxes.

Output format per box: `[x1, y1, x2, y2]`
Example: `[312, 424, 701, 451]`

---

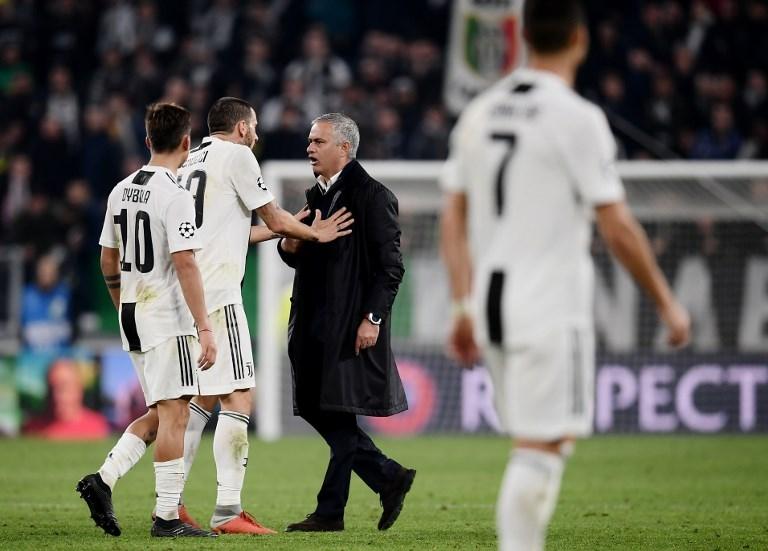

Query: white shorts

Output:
[485, 326, 595, 441]
[197, 304, 255, 396]
[130, 335, 201, 406]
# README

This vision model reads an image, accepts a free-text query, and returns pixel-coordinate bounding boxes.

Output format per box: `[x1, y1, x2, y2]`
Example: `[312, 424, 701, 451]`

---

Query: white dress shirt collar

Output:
[316, 170, 342, 194]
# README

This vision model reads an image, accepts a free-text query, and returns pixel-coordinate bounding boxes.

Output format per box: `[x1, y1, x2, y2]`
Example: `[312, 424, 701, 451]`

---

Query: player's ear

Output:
[145, 136, 151, 151]
[572, 24, 589, 63]
[181, 133, 191, 152]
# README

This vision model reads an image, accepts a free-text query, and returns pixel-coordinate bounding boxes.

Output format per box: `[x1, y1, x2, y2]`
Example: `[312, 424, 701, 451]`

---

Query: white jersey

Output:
[177, 136, 274, 313]
[99, 165, 203, 352]
[441, 67, 624, 346]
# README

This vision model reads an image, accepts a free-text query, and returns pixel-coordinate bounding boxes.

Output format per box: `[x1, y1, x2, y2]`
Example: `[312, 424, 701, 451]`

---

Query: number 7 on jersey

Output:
[491, 132, 517, 216]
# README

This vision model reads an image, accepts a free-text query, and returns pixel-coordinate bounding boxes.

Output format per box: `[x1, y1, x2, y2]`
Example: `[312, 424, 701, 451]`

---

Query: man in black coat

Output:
[278, 113, 416, 532]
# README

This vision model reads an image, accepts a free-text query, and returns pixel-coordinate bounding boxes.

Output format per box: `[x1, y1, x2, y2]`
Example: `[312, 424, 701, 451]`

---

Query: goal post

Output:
[256, 160, 768, 440]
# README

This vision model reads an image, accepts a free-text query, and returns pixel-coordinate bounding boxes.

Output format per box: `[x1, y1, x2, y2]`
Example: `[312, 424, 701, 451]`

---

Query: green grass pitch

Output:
[0, 435, 766, 550]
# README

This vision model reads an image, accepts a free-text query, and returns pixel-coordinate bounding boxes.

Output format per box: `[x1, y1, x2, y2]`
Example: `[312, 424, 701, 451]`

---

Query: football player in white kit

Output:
[77, 103, 218, 538]
[440, 2, 691, 550]
[175, 96, 353, 535]
[76, 97, 353, 537]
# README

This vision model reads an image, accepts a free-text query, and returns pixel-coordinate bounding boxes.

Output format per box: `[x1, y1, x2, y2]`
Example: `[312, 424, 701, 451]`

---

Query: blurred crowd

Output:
[0, 0, 766, 346]
[581, 0, 768, 159]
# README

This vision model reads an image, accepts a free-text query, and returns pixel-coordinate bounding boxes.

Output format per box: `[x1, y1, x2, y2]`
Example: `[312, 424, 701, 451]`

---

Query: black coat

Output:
[278, 160, 407, 417]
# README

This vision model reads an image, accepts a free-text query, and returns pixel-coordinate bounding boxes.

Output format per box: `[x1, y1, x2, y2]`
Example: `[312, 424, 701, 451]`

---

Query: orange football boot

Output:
[178, 505, 201, 529]
[212, 511, 276, 535]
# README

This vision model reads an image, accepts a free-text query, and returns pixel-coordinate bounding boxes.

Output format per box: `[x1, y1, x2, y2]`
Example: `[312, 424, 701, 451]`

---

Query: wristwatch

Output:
[366, 312, 382, 325]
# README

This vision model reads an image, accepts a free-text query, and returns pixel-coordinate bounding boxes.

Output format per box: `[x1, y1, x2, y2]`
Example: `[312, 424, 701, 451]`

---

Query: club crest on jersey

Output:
[178, 221, 195, 238]
[256, 176, 268, 191]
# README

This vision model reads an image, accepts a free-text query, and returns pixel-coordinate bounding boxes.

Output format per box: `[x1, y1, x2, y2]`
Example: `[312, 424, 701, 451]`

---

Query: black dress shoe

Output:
[378, 468, 416, 530]
[285, 513, 344, 532]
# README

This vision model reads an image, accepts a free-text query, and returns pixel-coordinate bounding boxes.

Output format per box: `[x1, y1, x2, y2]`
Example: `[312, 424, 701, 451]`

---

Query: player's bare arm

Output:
[250, 208, 309, 244]
[596, 201, 691, 348]
[171, 250, 217, 369]
[100, 246, 121, 310]
[262, 202, 353, 253]
[440, 191, 480, 366]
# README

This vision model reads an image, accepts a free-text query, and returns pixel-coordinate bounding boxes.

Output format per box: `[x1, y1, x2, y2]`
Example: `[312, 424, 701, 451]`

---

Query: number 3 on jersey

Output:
[182, 170, 206, 228]
[491, 133, 517, 216]
[114, 209, 154, 273]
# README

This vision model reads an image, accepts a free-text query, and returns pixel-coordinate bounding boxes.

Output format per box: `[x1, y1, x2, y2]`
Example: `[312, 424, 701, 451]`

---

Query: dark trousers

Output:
[301, 409, 401, 520]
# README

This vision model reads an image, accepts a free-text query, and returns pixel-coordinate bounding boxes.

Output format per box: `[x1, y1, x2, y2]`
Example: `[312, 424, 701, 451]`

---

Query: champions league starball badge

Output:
[178, 221, 196, 238]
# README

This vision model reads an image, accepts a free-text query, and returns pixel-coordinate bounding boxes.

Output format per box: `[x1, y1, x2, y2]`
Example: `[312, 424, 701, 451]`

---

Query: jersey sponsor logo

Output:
[178, 221, 196, 238]
[256, 176, 268, 191]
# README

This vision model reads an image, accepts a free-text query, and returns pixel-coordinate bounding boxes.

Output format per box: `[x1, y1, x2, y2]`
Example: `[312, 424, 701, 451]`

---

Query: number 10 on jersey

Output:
[114, 209, 154, 273]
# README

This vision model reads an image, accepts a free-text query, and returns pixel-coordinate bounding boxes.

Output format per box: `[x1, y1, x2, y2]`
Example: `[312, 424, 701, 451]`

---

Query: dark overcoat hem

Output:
[293, 402, 409, 418]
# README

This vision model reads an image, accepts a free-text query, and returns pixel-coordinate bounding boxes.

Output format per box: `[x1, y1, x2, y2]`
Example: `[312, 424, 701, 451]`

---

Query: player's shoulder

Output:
[108, 170, 138, 196]
[559, 94, 611, 139]
[106, 169, 145, 202]
[227, 140, 261, 167]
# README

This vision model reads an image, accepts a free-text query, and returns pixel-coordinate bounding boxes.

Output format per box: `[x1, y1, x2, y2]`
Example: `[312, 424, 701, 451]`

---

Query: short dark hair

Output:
[207, 97, 254, 134]
[523, 0, 585, 54]
[144, 103, 191, 153]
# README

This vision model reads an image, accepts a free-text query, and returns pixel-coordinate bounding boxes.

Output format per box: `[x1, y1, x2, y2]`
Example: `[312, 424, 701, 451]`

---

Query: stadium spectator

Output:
[10, 190, 66, 267]
[30, 116, 75, 196]
[128, 50, 164, 110]
[80, 105, 124, 200]
[0, 43, 30, 94]
[20, 254, 72, 352]
[134, 0, 175, 54]
[360, 107, 405, 159]
[58, 178, 101, 325]
[260, 76, 319, 132]
[284, 26, 352, 114]
[235, 36, 277, 108]
[261, 105, 307, 160]
[45, 66, 80, 146]
[407, 106, 450, 160]
[404, 39, 443, 107]
[97, 0, 137, 56]
[23, 358, 109, 440]
[691, 102, 743, 159]
[1, 154, 31, 233]
[88, 48, 128, 105]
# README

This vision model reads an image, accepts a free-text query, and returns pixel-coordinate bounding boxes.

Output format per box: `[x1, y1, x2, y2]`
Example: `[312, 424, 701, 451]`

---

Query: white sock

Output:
[97, 432, 147, 491]
[183, 402, 211, 486]
[213, 411, 250, 510]
[496, 448, 565, 551]
[154, 458, 185, 521]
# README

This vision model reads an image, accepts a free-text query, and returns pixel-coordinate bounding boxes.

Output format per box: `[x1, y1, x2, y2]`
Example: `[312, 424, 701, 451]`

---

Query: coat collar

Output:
[306, 159, 368, 202]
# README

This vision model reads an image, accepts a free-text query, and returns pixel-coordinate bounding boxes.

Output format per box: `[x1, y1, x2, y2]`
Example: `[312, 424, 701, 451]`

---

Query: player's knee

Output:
[192, 394, 218, 413]
[159, 399, 190, 429]
[127, 407, 160, 444]
[219, 388, 252, 415]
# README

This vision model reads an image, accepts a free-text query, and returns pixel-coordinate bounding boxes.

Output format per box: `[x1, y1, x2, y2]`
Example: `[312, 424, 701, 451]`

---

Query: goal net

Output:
[256, 161, 768, 440]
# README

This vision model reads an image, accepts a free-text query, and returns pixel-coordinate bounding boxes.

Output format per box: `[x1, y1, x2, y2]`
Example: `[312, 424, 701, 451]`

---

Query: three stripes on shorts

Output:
[176, 305, 246, 385]
[176, 336, 194, 386]
[225, 305, 245, 380]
